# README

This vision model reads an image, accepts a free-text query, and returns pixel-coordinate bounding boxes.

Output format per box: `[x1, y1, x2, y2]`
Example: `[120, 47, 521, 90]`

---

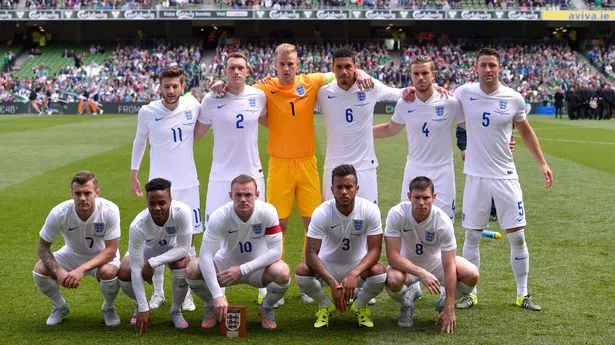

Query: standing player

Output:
[185, 175, 290, 330]
[130, 66, 200, 311]
[318, 47, 404, 205]
[373, 55, 463, 219]
[118, 178, 192, 334]
[453, 48, 553, 310]
[195, 52, 270, 304]
[295, 164, 386, 328]
[385, 176, 479, 333]
[32, 171, 121, 327]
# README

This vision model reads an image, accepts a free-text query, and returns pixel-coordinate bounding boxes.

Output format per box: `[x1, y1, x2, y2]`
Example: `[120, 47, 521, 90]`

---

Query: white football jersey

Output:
[318, 80, 402, 170]
[384, 202, 456, 274]
[39, 197, 120, 256]
[131, 96, 201, 189]
[128, 200, 193, 312]
[391, 93, 463, 167]
[308, 197, 383, 265]
[128, 200, 193, 257]
[454, 83, 526, 179]
[203, 200, 282, 267]
[199, 86, 266, 181]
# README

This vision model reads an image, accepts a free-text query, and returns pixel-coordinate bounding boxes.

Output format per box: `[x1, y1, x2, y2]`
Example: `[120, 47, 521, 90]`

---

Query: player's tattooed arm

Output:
[38, 238, 59, 274]
[38, 237, 70, 285]
[305, 237, 338, 288]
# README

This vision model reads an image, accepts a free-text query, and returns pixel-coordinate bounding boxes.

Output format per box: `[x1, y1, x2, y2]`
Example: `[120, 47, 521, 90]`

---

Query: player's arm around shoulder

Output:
[195, 94, 213, 140]
[374, 98, 405, 138]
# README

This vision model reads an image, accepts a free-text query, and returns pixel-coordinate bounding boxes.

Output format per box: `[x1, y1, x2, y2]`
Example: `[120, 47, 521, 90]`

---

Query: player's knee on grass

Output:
[168, 256, 190, 270]
[117, 257, 132, 281]
[97, 264, 119, 281]
[185, 259, 202, 280]
[294, 262, 311, 277]
[385, 268, 406, 291]
[456, 257, 479, 286]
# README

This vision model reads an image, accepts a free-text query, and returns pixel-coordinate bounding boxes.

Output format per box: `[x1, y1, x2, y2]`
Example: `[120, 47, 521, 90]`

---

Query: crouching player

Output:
[385, 176, 479, 333]
[118, 178, 192, 334]
[296, 164, 386, 328]
[185, 174, 290, 330]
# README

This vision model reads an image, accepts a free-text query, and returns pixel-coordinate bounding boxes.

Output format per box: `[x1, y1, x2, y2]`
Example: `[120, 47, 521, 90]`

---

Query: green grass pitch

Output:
[0, 114, 613, 344]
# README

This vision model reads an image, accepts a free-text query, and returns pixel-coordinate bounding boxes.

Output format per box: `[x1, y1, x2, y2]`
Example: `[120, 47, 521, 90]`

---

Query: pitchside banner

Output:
[0, 102, 148, 114]
[0, 9, 544, 20]
[542, 10, 615, 21]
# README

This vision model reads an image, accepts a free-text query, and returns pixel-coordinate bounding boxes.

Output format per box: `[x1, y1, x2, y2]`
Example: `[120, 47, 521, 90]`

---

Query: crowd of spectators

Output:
[0, 41, 202, 103]
[204, 39, 610, 105]
[1, 38, 612, 105]
[587, 45, 615, 80]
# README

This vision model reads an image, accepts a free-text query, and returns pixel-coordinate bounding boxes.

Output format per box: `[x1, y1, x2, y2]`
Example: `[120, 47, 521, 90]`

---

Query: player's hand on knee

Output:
[136, 310, 151, 335]
[55, 268, 69, 287]
[332, 285, 347, 313]
[216, 266, 242, 287]
[213, 296, 228, 322]
[142, 263, 155, 284]
[63, 268, 85, 288]
[340, 275, 357, 305]
[419, 271, 441, 295]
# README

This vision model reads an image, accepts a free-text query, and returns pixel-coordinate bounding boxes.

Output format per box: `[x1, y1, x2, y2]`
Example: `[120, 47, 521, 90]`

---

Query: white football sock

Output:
[119, 279, 136, 300]
[262, 281, 290, 309]
[456, 282, 475, 299]
[295, 275, 330, 307]
[354, 273, 386, 308]
[462, 229, 482, 295]
[152, 265, 165, 295]
[507, 230, 529, 297]
[33, 271, 66, 307]
[185, 278, 213, 304]
[100, 277, 119, 309]
[386, 284, 411, 307]
[171, 268, 188, 312]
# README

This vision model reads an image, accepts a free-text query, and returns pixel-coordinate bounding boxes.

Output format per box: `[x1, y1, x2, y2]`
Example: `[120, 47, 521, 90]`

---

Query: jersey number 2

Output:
[236, 114, 244, 129]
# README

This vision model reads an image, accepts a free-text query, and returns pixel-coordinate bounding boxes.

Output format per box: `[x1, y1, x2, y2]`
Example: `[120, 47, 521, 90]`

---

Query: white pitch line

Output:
[539, 137, 615, 145]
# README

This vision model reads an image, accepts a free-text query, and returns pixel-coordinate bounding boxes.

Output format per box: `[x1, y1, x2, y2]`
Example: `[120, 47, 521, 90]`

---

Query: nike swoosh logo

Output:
[271, 90, 279, 94]
[146, 239, 154, 242]
[155, 117, 164, 121]
[68, 227, 78, 231]
[470, 97, 478, 101]
[327, 95, 336, 99]
[407, 110, 415, 114]
[514, 256, 528, 260]
[330, 224, 340, 229]
[228, 230, 238, 233]
[217, 105, 227, 109]
[402, 228, 412, 232]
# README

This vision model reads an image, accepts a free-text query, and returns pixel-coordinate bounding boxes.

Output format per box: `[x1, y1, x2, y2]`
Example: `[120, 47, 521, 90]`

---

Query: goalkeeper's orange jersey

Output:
[255, 73, 327, 159]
